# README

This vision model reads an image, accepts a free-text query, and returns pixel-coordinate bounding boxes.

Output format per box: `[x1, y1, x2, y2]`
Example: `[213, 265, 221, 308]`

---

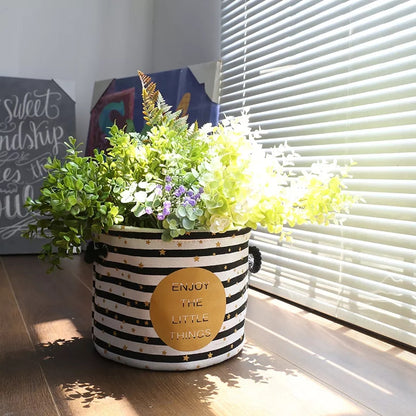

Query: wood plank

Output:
[0, 257, 59, 416]
[245, 290, 416, 416]
[3, 254, 413, 416]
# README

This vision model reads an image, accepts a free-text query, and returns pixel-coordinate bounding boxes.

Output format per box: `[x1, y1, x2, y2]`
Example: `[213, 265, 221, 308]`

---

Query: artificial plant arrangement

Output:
[24, 71, 355, 270]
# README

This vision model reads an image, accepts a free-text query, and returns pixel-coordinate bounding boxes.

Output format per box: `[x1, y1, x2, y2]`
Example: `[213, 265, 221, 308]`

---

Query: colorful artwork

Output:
[86, 65, 220, 156]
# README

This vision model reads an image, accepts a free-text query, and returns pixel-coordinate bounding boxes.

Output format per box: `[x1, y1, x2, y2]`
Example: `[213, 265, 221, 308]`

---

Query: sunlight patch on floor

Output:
[34, 318, 83, 345]
[246, 317, 392, 396]
[204, 364, 370, 416]
[60, 383, 140, 416]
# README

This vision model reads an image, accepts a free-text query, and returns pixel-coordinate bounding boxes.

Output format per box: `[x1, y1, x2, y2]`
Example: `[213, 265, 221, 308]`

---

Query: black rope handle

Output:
[248, 245, 262, 274]
[84, 241, 108, 264]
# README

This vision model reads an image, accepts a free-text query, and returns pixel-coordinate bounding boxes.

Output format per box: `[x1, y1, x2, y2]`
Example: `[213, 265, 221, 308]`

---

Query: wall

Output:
[152, 0, 221, 72]
[0, 0, 221, 142]
[0, 0, 154, 142]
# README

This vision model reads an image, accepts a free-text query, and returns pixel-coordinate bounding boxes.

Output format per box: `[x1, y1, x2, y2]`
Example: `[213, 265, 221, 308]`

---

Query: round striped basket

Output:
[91, 226, 251, 371]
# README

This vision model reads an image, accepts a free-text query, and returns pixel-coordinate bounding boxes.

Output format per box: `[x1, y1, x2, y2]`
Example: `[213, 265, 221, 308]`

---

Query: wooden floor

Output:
[1, 255, 415, 416]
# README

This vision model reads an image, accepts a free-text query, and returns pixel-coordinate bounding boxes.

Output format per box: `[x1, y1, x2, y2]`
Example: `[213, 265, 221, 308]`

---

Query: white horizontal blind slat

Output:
[221, 0, 416, 347]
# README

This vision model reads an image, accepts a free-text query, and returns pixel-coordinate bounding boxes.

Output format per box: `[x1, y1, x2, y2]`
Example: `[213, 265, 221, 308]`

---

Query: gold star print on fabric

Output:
[216, 242, 221, 247]
[194, 256, 200, 262]
[138, 262, 144, 268]
[146, 240, 151, 245]
[183, 355, 189, 361]
[177, 242, 183, 247]
[144, 337, 149, 343]
[160, 249, 166, 255]
[208, 352, 213, 358]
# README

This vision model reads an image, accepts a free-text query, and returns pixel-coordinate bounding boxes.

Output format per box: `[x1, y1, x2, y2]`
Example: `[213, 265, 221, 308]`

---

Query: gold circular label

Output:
[150, 267, 226, 351]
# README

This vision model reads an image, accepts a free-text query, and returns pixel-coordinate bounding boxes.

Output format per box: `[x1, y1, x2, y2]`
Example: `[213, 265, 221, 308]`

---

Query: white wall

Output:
[0, 0, 154, 142]
[0, 0, 220, 142]
[152, 0, 221, 72]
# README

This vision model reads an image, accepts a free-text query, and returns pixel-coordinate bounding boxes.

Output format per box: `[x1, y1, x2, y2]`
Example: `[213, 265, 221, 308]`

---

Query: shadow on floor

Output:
[33, 335, 294, 411]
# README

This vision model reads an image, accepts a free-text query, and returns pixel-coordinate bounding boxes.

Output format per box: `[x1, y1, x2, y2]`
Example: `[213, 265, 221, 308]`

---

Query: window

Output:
[220, 0, 416, 348]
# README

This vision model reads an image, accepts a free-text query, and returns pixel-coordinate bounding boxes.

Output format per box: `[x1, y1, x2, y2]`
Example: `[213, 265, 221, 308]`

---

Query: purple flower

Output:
[165, 184, 172, 192]
[165, 175, 172, 183]
[199, 187, 204, 194]
[186, 190, 194, 197]
[145, 207, 153, 214]
[157, 213, 165, 221]
[174, 185, 186, 197]
[163, 201, 171, 209]
[183, 197, 197, 207]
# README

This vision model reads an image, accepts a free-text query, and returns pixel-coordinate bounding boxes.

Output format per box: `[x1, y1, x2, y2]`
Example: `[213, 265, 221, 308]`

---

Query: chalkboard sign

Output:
[0, 76, 75, 254]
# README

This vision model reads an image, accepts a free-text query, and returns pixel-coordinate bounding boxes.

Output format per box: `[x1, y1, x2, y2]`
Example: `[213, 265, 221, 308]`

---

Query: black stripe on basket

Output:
[94, 277, 246, 309]
[94, 288, 150, 311]
[226, 285, 248, 305]
[223, 270, 248, 288]
[94, 268, 247, 293]
[94, 270, 156, 293]
[107, 241, 249, 258]
[214, 320, 245, 340]
[224, 300, 248, 321]
[93, 316, 246, 347]
[96, 256, 248, 276]
[107, 227, 251, 241]
[93, 302, 153, 327]
[93, 298, 248, 330]
[93, 332, 245, 363]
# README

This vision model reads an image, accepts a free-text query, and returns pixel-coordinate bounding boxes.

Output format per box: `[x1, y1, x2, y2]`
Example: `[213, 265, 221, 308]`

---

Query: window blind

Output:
[220, 0, 416, 348]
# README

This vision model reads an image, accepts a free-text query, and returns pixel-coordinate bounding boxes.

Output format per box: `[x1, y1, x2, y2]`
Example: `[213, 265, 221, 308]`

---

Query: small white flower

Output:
[133, 190, 148, 203]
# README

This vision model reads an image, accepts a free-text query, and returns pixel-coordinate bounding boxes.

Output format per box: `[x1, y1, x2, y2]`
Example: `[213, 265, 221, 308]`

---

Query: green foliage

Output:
[23, 137, 123, 271]
[24, 72, 357, 271]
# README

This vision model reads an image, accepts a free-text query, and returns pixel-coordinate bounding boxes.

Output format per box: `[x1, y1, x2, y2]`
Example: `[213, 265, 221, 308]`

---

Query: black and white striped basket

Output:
[91, 226, 254, 371]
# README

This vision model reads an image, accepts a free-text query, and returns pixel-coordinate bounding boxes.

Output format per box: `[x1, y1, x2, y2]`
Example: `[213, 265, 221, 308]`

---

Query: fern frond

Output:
[137, 70, 159, 124]
[137, 70, 195, 134]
